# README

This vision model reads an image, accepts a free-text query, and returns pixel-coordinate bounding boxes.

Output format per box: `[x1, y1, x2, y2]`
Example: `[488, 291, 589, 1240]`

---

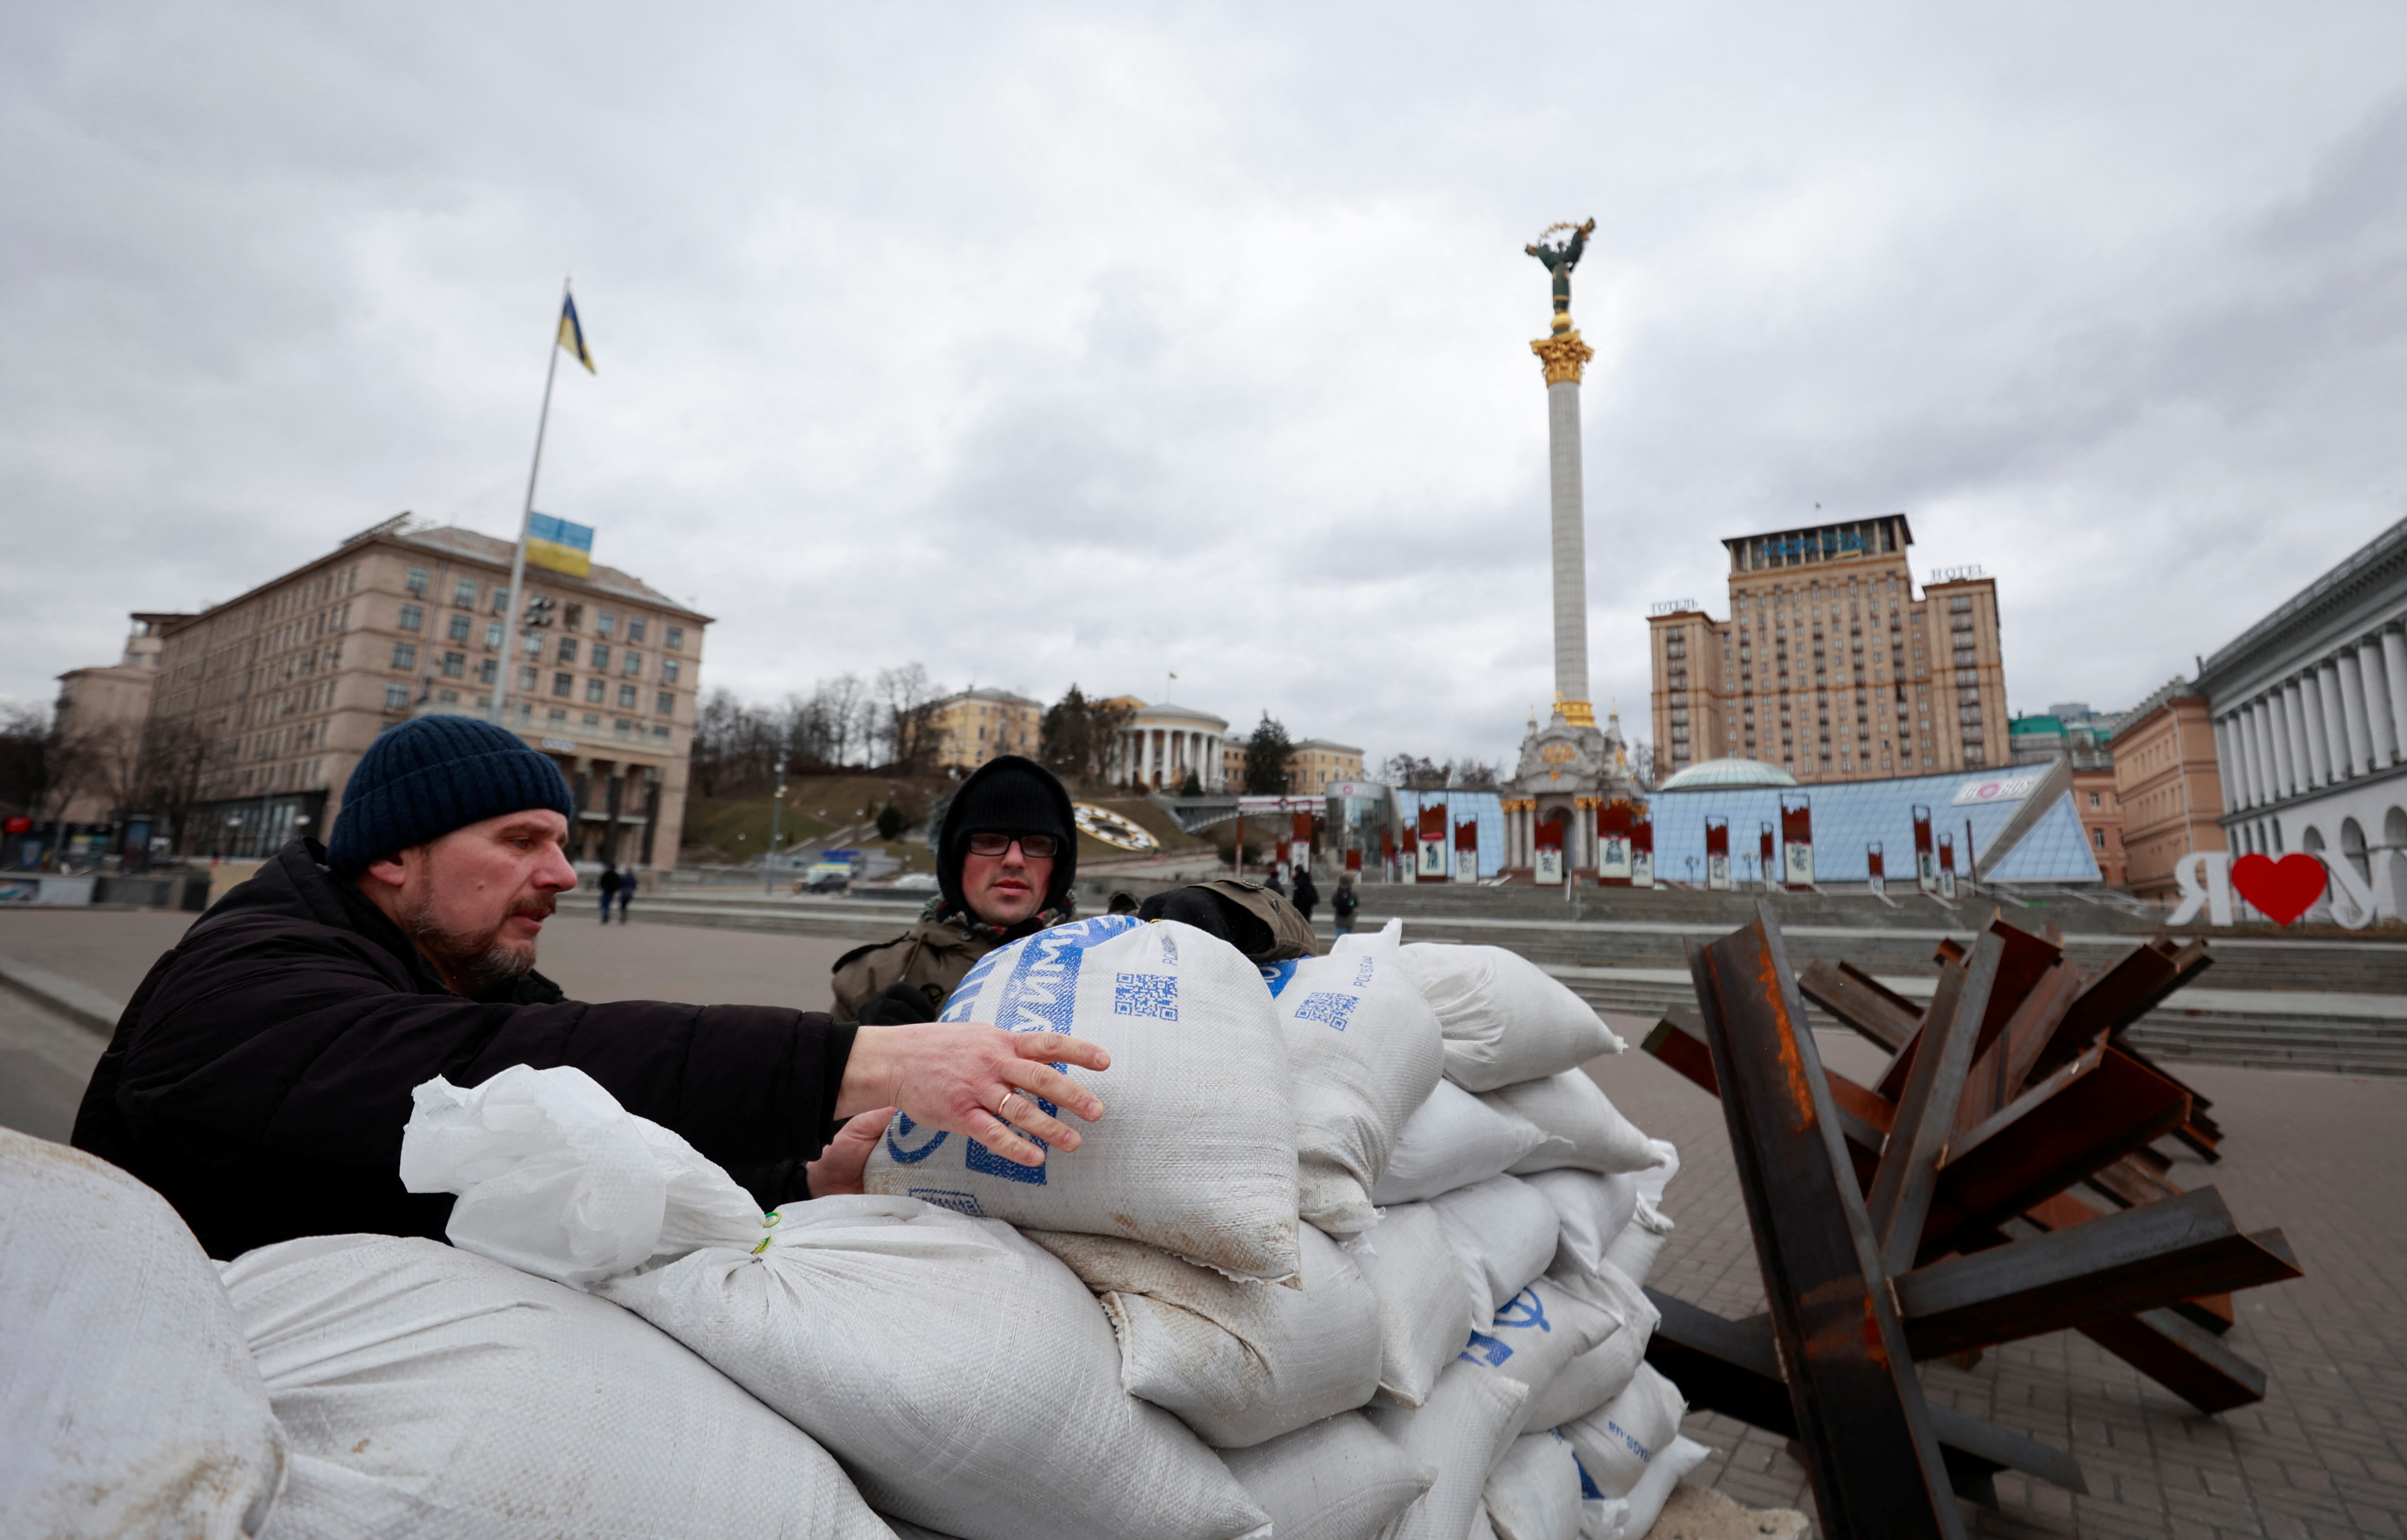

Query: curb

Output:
[0, 955, 125, 1037]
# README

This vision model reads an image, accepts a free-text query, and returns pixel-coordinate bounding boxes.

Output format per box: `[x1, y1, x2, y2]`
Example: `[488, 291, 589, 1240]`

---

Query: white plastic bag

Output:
[1262, 949, 1446, 1237]
[1485, 1431, 1585, 1540]
[1455, 1277, 1617, 1449]
[1561, 1363, 1686, 1501]
[1527, 1260, 1658, 1430]
[1523, 1169, 1639, 1277]
[1633, 1140, 1679, 1205]
[1347, 1202, 1479, 1409]
[1365, 1360, 1531, 1540]
[1487, 1072, 1663, 1177]
[1330, 917, 1402, 955]
[1430, 1174, 1563, 1323]
[1600, 1198, 1674, 1287]
[1026, 1225, 1382, 1448]
[1576, 1436, 1709, 1540]
[863, 915, 1304, 1283]
[220, 1232, 887, 1539]
[1373, 1080, 1548, 1205]
[0, 1130, 287, 1540]
[1393, 944, 1625, 1092]
[404, 1064, 1270, 1540]
[1217, 1412, 1435, 1540]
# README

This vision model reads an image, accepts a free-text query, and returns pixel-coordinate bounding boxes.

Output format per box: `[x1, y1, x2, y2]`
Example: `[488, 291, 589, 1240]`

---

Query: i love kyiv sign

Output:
[2167, 849, 2396, 930]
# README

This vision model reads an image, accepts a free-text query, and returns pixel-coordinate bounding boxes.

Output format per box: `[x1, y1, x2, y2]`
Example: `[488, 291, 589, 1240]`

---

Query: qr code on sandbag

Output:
[1114, 972, 1179, 1020]
[1294, 991, 1359, 1031]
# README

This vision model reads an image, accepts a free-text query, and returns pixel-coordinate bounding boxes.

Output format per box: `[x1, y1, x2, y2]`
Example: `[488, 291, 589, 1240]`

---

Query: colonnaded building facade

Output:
[2196, 513, 2407, 885]
[1647, 514, 2010, 786]
[140, 513, 708, 869]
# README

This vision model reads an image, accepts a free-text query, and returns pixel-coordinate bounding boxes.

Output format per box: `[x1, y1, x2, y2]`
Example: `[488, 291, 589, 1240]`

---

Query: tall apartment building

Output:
[1647, 513, 2009, 785]
[927, 687, 1043, 773]
[1288, 739, 1365, 794]
[51, 618, 170, 824]
[143, 513, 708, 868]
[2113, 679, 2226, 901]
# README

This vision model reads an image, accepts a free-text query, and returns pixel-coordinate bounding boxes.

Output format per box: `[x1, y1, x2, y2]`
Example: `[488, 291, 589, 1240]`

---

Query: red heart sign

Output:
[2229, 852, 2327, 925]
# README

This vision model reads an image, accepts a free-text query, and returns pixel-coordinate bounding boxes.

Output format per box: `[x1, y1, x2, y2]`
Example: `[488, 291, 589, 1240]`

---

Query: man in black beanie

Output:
[74, 717, 1108, 1261]
[833, 754, 1079, 1022]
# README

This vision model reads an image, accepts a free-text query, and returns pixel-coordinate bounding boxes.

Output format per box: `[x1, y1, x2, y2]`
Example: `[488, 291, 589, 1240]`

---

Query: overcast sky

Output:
[7, 3, 2406, 768]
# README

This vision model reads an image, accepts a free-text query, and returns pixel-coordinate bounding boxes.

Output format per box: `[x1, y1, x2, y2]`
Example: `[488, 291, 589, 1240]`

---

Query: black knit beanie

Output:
[938, 755, 1077, 912]
[327, 715, 577, 874]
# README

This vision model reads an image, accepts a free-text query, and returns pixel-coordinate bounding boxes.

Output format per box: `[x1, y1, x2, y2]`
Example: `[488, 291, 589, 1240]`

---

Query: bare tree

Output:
[135, 714, 223, 850]
[874, 664, 943, 773]
[1378, 753, 1497, 791]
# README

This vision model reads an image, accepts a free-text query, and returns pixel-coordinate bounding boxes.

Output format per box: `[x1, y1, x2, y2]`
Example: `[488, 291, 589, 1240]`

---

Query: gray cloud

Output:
[5, 2, 2406, 769]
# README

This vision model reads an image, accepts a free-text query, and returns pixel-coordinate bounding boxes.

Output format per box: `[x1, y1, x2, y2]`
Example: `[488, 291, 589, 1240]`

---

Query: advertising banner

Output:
[1938, 835, 1958, 900]
[1951, 771, 2044, 807]
[1912, 805, 1937, 893]
[1535, 812, 1564, 885]
[1416, 805, 1447, 882]
[1595, 801, 1634, 883]
[1780, 794, 1814, 890]
[1453, 818, 1479, 883]
[1704, 815, 1730, 891]
[1867, 842, 1886, 896]
[1630, 808, 1655, 889]
[1759, 823, 1777, 893]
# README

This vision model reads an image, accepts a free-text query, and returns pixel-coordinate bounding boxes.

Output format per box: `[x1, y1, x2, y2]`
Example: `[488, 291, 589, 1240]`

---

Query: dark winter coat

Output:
[1290, 869, 1320, 921]
[71, 839, 856, 1260]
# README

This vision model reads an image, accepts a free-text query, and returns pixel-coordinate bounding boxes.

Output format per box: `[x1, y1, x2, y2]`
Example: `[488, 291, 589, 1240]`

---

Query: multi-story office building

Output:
[2113, 679, 2226, 901]
[927, 687, 1044, 774]
[50, 617, 170, 825]
[142, 513, 707, 868]
[2196, 514, 2407, 887]
[1287, 739, 1365, 794]
[1648, 514, 2008, 784]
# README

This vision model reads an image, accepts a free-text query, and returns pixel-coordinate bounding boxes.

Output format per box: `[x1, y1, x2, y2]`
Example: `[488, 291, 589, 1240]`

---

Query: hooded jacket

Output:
[830, 756, 1078, 1021]
[72, 839, 854, 1259]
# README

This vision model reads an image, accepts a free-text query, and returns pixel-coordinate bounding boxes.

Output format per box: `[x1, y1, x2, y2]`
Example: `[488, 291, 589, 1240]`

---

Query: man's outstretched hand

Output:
[838, 1023, 1110, 1169]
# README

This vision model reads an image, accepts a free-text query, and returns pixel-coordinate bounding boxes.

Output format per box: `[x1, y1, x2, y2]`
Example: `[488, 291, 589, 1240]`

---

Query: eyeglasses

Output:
[965, 832, 1060, 859]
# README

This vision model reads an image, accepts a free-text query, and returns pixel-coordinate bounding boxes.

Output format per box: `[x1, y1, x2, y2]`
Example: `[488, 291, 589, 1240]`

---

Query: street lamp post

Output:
[766, 729, 789, 895]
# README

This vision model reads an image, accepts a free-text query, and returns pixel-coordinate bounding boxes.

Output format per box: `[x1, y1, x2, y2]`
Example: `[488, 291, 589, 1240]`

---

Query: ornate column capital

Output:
[1531, 328, 1595, 386]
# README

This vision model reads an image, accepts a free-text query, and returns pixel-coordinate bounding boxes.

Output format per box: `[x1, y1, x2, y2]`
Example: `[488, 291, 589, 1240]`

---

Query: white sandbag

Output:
[1455, 1277, 1617, 1449]
[1561, 1363, 1686, 1501]
[0, 1130, 287, 1540]
[862, 915, 1302, 1282]
[1218, 1412, 1435, 1540]
[1365, 1360, 1531, 1540]
[1394, 943, 1625, 1092]
[1527, 1260, 1659, 1429]
[404, 1064, 1269, 1540]
[1472, 1509, 1501, 1540]
[1373, 1080, 1549, 1205]
[1633, 1140, 1679, 1205]
[1489, 1072, 1664, 1177]
[220, 1232, 886, 1539]
[1485, 1432, 1585, 1540]
[1430, 1174, 1562, 1323]
[1263, 949, 1446, 1237]
[1576, 1436, 1710, 1540]
[880, 1524, 955, 1540]
[1330, 916, 1403, 955]
[1347, 1202, 1479, 1410]
[1524, 1169, 1639, 1277]
[1600, 1197, 1674, 1287]
[1026, 1224, 1382, 1448]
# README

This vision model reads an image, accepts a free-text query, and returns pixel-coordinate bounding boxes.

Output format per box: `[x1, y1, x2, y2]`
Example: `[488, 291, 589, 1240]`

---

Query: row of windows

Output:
[401, 567, 685, 648]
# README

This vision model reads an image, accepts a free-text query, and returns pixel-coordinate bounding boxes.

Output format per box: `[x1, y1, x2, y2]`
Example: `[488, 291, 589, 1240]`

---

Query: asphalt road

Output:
[0, 989, 104, 1145]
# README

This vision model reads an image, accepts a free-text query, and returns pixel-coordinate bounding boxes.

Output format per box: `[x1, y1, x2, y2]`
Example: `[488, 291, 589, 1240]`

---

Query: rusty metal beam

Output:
[1798, 958, 1923, 1050]
[1868, 936, 1998, 1277]
[1893, 1189, 2301, 1359]
[1687, 907, 1965, 1539]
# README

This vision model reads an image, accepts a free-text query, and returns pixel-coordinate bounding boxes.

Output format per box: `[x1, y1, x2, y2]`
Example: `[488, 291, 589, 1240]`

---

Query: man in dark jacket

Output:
[832, 755, 1082, 1024]
[73, 716, 1107, 1261]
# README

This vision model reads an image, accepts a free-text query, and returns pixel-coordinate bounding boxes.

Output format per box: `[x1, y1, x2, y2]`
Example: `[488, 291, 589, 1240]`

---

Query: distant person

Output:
[1290, 863, 1320, 925]
[1266, 865, 1287, 899]
[73, 716, 1108, 1261]
[1331, 873, 1359, 936]
[598, 862, 621, 923]
[832, 756, 1081, 1025]
[615, 865, 636, 923]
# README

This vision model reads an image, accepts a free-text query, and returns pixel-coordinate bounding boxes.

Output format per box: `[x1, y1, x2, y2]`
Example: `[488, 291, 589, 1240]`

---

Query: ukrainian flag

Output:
[558, 294, 596, 373]
[526, 512, 594, 577]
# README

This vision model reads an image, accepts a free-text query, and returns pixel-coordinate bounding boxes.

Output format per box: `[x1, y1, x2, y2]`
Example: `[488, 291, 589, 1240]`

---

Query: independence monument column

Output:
[1528, 217, 1598, 727]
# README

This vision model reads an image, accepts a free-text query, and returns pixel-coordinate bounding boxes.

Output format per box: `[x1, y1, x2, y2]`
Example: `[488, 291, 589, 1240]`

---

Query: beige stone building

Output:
[1288, 738, 1365, 793]
[2114, 680, 2228, 901]
[51, 618, 170, 824]
[927, 687, 1043, 773]
[142, 513, 708, 870]
[1648, 513, 2009, 784]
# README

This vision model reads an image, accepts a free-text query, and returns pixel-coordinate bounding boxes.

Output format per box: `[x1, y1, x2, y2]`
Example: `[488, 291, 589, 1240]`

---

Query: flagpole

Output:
[495, 277, 569, 732]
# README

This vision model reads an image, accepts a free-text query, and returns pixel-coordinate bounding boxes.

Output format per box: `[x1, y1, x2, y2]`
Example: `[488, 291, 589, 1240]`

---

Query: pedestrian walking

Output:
[1290, 864, 1319, 925]
[615, 865, 636, 923]
[598, 862, 620, 923]
[1331, 873, 1358, 936]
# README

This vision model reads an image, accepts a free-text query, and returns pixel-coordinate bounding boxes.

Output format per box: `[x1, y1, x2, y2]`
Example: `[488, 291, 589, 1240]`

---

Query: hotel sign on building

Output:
[1647, 513, 2010, 786]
